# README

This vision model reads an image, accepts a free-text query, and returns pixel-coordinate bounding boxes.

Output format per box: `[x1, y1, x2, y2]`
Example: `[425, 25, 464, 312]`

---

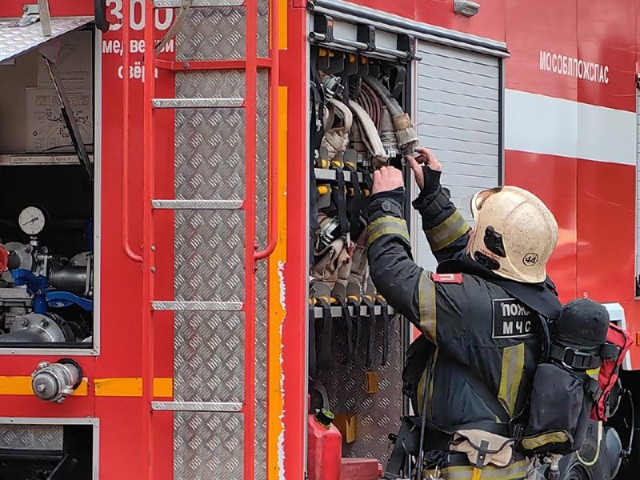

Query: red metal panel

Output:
[620, 301, 640, 368]
[96, 399, 145, 478]
[505, 0, 578, 102]
[100, 3, 175, 478]
[505, 151, 578, 303]
[575, 160, 636, 301]
[279, 4, 308, 478]
[576, 0, 637, 112]
[505, 0, 636, 111]
[1, 0, 93, 16]
[348, 0, 507, 42]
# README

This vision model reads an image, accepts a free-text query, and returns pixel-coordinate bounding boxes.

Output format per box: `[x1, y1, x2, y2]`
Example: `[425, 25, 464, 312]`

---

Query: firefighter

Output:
[367, 148, 562, 479]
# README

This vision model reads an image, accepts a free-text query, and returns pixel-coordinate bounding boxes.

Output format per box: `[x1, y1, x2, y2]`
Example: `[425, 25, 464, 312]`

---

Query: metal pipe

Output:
[122, 0, 143, 263]
[254, 4, 279, 261]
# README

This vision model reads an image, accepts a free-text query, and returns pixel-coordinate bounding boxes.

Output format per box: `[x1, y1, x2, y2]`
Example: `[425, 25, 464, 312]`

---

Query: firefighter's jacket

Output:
[366, 180, 561, 457]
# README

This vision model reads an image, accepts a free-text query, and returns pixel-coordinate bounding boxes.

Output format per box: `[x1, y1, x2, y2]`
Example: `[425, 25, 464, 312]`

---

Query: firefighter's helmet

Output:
[467, 186, 558, 283]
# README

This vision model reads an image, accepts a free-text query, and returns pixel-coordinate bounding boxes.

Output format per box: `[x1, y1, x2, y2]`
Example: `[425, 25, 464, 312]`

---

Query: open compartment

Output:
[0, 18, 97, 350]
[307, 11, 418, 478]
[0, 420, 96, 479]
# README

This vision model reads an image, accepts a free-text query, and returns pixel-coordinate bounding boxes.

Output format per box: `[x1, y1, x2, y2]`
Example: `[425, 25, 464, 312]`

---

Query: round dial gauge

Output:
[18, 206, 46, 236]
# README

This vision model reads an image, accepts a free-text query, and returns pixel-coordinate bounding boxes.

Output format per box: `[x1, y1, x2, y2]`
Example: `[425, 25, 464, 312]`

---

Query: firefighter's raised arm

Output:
[364, 166, 461, 341]
[407, 147, 471, 264]
[366, 166, 472, 349]
[365, 167, 423, 327]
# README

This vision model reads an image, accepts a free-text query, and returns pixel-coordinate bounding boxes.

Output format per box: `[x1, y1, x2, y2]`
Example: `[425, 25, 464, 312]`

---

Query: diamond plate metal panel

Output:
[174, 6, 269, 61]
[176, 8, 245, 61]
[257, 0, 269, 58]
[176, 70, 246, 98]
[172, 30, 270, 480]
[154, 301, 243, 311]
[153, 199, 243, 210]
[153, 401, 243, 411]
[174, 210, 244, 302]
[174, 412, 244, 479]
[174, 312, 244, 402]
[256, 70, 268, 249]
[0, 17, 92, 64]
[156, 0, 243, 6]
[174, 108, 245, 201]
[154, 97, 243, 108]
[318, 316, 404, 463]
[175, 72, 246, 202]
[0, 424, 63, 450]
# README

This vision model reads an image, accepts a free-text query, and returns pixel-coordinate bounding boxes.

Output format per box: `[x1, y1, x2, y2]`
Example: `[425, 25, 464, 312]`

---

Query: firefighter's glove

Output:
[407, 146, 442, 196]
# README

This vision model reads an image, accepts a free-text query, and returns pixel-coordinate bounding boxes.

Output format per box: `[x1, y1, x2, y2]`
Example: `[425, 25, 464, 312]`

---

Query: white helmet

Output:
[467, 186, 558, 284]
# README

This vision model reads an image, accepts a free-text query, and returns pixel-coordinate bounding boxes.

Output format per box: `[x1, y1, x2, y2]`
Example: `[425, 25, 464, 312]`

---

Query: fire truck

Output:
[0, 0, 639, 479]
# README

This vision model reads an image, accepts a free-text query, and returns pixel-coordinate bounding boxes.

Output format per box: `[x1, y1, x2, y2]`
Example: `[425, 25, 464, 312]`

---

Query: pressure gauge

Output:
[18, 206, 46, 236]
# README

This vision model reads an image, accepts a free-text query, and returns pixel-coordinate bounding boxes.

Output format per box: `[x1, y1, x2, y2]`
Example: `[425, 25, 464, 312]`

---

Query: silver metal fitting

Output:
[32, 359, 82, 403]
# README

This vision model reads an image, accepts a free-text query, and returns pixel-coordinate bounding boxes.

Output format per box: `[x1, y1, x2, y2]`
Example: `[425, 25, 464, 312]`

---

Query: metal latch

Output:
[17, 2, 52, 37]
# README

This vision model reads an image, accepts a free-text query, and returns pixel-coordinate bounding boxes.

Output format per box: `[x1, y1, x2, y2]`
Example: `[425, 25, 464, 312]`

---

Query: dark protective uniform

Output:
[366, 173, 562, 478]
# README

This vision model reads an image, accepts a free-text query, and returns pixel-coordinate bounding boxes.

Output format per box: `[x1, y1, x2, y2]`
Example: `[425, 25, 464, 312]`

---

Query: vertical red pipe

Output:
[253, 0, 279, 262]
[142, 1, 156, 479]
[244, 0, 258, 478]
[121, 0, 143, 263]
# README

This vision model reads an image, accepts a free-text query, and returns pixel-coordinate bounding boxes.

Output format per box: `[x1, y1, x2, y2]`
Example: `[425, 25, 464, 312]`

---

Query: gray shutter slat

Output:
[415, 43, 500, 273]
[418, 45, 499, 66]
[417, 100, 498, 122]
[418, 125, 498, 146]
[418, 89, 499, 112]
[419, 115, 499, 135]
[417, 65, 499, 89]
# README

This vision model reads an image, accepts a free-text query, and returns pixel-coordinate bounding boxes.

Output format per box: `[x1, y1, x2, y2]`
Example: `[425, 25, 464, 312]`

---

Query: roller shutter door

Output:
[414, 42, 501, 272]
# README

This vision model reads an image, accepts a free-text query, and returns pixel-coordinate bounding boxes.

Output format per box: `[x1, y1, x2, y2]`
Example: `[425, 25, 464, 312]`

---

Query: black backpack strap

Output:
[333, 296, 355, 361]
[385, 416, 420, 478]
[308, 299, 317, 377]
[315, 296, 333, 370]
[330, 160, 350, 237]
[348, 295, 362, 358]
[361, 295, 377, 368]
[344, 159, 362, 240]
[377, 295, 391, 366]
[549, 344, 602, 370]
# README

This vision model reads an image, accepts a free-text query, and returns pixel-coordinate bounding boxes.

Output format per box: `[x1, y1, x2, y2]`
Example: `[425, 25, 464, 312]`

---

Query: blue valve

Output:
[46, 291, 93, 312]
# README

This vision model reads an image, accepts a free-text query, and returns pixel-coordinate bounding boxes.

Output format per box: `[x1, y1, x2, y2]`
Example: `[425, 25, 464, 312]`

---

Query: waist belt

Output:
[423, 459, 528, 480]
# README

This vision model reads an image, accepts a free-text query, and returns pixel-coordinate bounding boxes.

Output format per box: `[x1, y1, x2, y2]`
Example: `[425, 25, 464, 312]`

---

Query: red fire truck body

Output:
[0, 0, 639, 479]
